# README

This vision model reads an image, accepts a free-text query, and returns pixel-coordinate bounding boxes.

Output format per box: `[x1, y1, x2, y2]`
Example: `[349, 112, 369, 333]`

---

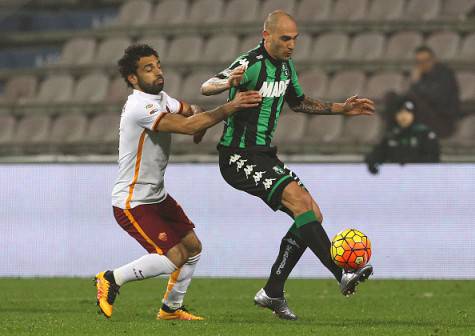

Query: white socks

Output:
[113, 254, 177, 286]
[162, 253, 201, 310]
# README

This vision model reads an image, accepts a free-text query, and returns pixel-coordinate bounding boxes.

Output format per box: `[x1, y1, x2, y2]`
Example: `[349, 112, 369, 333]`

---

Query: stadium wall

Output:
[1, 163, 474, 279]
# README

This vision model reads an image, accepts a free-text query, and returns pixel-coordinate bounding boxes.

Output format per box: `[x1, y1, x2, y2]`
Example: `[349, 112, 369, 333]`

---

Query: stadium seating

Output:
[1, 0, 475, 157]
[104, 76, 130, 104]
[456, 72, 475, 101]
[94, 37, 132, 65]
[444, 115, 475, 149]
[34, 75, 75, 103]
[273, 111, 308, 148]
[440, 0, 475, 18]
[0, 114, 16, 146]
[72, 73, 109, 103]
[181, 71, 216, 102]
[240, 34, 262, 53]
[310, 32, 349, 61]
[346, 32, 385, 61]
[163, 69, 182, 99]
[223, 0, 259, 23]
[1, 75, 38, 104]
[332, 0, 368, 21]
[113, 0, 152, 26]
[50, 114, 88, 145]
[259, 0, 297, 20]
[338, 114, 383, 146]
[14, 115, 52, 145]
[457, 33, 475, 61]
[426, 31, 461, 60]
[136, 36, 168, 56]
[384, 31, 424, 60]
[326, 71, 366, 100]
[295, 0, 332, 22]
[290, 33, 313, 62]
[363, 72, 408, 100]
[405, 0, 442, 20]
[86, 113, 120, 146]
[188, 0, 225, 24]
[303, 115, 344, 147]
[58, 37, 96, 66]
[298, 69, 328, 98]
[151, 0, 188, 24]
[367, 0, 405, 20]
[202, 34, 240, 63]
[167, 36, 204, 64]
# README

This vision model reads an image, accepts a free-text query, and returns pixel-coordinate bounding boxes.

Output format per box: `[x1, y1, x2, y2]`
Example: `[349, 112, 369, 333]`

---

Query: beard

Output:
[138, 76, 164, 95]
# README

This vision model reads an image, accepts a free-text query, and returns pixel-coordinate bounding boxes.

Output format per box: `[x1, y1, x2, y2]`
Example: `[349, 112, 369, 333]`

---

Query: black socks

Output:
[295, 211, 342, 282]
[263, 231, 306, 298]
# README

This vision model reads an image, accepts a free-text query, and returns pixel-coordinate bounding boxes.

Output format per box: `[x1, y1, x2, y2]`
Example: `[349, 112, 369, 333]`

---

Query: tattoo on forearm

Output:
[292, 97, 334, 115]
[203, 77, 229, 94]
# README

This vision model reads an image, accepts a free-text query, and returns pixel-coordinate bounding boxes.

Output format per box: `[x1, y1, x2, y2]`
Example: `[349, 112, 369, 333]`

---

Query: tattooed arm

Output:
[201, 65, 246, 96]
[290, 96, 335, 115]
[290, 95, 376, 116]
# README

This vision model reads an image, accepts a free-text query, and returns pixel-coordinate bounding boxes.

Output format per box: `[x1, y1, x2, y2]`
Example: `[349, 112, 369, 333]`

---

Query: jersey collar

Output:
[133, 89, 163, 101]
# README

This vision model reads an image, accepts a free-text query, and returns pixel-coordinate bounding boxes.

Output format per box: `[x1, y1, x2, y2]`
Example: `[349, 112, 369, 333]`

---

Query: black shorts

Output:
[218, 146, 304, 211]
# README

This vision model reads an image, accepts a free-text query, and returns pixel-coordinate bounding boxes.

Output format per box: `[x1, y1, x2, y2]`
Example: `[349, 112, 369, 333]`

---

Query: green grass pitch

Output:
[0, 278, 474, 336]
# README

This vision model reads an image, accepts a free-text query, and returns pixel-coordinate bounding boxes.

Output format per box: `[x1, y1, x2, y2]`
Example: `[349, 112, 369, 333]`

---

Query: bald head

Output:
[264, 10, 297, 33]
[262, 10, 299, 61]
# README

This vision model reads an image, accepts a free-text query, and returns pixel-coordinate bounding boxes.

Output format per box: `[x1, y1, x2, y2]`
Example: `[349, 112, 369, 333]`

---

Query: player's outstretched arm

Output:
[156, 91, 261, 135]
[289, 95, 375, 116]
[201, 66, 246, 96]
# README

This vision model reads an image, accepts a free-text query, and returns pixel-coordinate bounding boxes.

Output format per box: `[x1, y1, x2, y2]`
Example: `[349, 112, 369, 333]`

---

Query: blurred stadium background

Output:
[1, 1, 475, 334]
[0, 0, 474, 160]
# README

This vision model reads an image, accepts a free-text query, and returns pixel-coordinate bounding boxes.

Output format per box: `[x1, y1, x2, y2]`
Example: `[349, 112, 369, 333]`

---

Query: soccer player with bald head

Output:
[201, 11, 375, 320]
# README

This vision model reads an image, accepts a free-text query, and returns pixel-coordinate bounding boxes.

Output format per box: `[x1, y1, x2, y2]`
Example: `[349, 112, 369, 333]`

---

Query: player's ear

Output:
[127, 74, 138, 86]
[262, 30, 270, 40]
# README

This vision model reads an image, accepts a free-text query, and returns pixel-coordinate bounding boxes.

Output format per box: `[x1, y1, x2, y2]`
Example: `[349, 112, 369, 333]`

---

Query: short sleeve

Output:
[162, 91, 183, 114]
[285, 60, 305, 106]
[133, 102, 167, 132]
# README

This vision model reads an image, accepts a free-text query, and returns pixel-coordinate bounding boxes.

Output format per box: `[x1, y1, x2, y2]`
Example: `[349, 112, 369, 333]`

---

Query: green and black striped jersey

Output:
[216, 40, 305, 149]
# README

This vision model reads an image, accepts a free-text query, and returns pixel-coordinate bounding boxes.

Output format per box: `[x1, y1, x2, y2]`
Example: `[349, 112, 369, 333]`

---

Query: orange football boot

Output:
[95, 271, 120, 318]
[157, 306, 204, 321]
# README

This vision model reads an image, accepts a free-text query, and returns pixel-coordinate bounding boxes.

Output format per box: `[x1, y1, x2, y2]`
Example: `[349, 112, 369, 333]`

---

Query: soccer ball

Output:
[331, 229, 372, 271]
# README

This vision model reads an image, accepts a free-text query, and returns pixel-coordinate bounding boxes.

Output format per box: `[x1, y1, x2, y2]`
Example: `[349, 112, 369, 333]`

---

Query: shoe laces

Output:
[106, 282, 120, 304]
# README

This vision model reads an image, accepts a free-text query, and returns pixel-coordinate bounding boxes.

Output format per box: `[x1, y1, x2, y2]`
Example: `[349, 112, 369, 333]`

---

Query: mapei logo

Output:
[259, 80, 290, 98]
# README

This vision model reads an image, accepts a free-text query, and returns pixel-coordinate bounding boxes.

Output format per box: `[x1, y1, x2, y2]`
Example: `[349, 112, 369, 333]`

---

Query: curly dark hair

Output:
[118, 44, 159, 88]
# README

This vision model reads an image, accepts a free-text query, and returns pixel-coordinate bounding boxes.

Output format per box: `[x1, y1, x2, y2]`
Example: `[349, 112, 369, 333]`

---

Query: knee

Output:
[167, 244, 189, 268]
[291, 191, 314, 215]
[187, 238, 202, 257]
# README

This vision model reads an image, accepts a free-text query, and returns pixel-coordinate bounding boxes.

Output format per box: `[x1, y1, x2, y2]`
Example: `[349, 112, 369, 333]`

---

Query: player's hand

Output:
[193, 129, 206, 144]
[340, 96, 375, 116]
[227, 65, 246, 88]
[228, 91, 262, 111]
